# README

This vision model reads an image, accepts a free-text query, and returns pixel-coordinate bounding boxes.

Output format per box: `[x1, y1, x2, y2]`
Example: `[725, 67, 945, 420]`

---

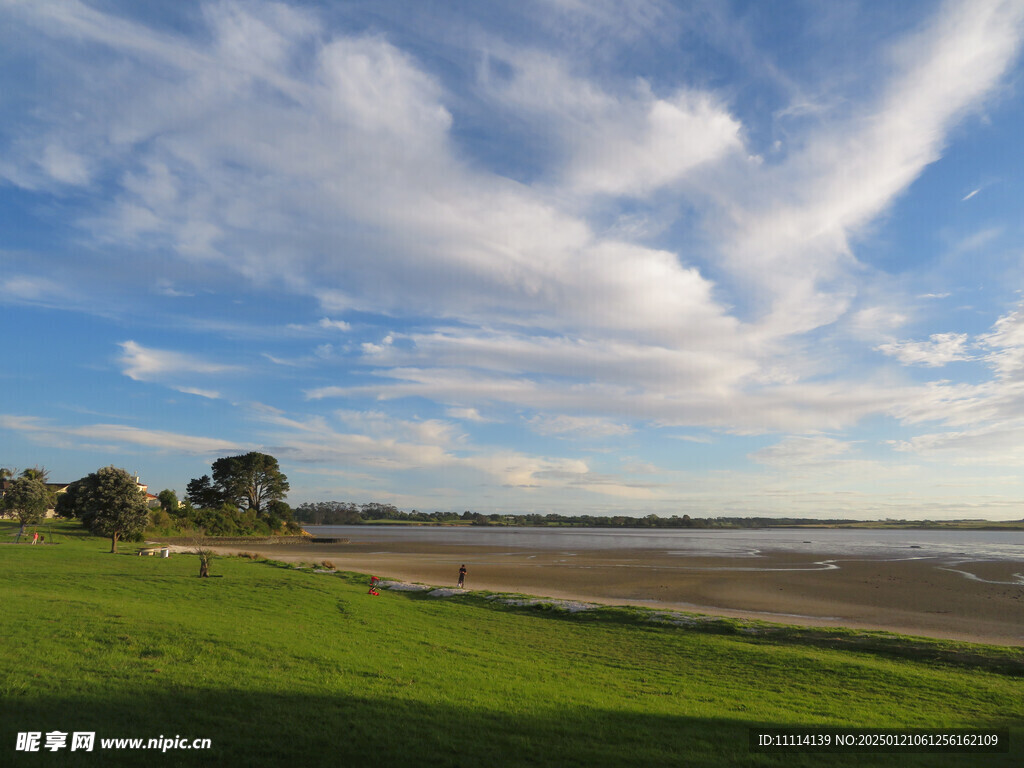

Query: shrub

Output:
[148, 508, 172, 530]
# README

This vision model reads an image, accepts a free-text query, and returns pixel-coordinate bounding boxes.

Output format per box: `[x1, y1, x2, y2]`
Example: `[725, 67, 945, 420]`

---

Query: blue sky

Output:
[3, 0, 1024, 519]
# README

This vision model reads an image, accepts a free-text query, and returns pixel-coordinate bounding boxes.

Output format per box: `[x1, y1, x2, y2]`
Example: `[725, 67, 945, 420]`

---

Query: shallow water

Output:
[306, 525, 1024, 561]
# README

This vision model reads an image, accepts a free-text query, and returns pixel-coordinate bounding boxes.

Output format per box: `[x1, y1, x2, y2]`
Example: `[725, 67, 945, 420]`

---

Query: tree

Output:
[2, 476, 49, 540]
[264, 499, 293, 528]
[192, 452, 289, 513]
[294, 501, 361, 525]
[157, 489, 179, 515]
[0, 466, 16, 502]
[55, 466, 151, 553]
[185, 475, 222, 509]
[21, 466, 50, 483]
[193, 538, 214, 578]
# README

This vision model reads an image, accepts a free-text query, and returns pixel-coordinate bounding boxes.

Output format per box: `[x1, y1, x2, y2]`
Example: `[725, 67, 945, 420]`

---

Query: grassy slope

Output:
[1, 521, 1021, 768]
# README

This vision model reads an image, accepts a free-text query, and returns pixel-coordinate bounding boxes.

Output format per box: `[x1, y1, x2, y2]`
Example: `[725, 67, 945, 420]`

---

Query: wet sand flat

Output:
[206, 538, 1024, 646]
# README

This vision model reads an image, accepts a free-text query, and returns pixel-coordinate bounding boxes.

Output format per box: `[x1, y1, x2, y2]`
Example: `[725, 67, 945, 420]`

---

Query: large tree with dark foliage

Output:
[188, 452, 289, 513]
[56, 466, 150, 553]
[185, 475, 222, 509]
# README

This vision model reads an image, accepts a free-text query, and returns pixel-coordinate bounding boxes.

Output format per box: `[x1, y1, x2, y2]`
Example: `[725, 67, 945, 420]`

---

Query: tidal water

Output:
[306, 525, 1024, 562]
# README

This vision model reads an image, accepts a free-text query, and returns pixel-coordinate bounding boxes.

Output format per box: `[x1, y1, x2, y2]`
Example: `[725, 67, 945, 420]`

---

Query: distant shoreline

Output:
[296, 518, 1024, 531]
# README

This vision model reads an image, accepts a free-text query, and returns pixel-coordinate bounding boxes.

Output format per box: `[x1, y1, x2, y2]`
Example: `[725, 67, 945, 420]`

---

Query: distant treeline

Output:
[292, 502, 865, 529]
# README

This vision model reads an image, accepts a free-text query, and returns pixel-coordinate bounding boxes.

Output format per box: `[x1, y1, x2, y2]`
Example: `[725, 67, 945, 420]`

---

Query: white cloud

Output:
[309, 359, 912, 435]
[889, 420, 1024, 465]
[361, 335, 394, 356]
[569, 89, 742, 197]
[667, 434, 714, 444]
[884, 306, 1024, 458]
[978, 305, 1024, 377]
[446, 407, 489, 422]
[877, 332, 971, 367]
[713, 0, 1024, 337]
[481, 48, 743, 197]
[749, 436, 853, 467]
[262, 353, 307, 367]
[2, 2, 749, 354]
[0, 414, 243, 455]
[155, 280, 193, 298]
[527, 414, 633, 438]
[3, 1, 1021, 357]
[318, 317, 351, 331]
[846, 306, 910, 341]
[40, 144, 91, 185]
[333, 410, 464, 448]
[173, 386, 221, 400]
[0, 275, 64, 302]
[118, 341, 240, 382]
[252, 406, 596, 490]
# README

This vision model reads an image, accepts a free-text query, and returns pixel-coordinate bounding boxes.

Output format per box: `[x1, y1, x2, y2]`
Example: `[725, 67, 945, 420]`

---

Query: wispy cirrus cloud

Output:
[0, 274, 63, 302]
[0, 414, 243, 455]
[749, 435, 853, 467]
[252, 407, 597, 491]
[712, 0, 1024, 336]
[889, 419, 1024, 466]
[117, 341, 241, 399]
[119, 341, 239, 380]
[527, 414, 633, 439]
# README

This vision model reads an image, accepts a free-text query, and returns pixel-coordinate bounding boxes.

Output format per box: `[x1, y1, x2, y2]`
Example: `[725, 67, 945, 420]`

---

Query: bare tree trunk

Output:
[191, 536, 213, 577]
[196, 548, 212, 577]
[110, 532, 119, 553]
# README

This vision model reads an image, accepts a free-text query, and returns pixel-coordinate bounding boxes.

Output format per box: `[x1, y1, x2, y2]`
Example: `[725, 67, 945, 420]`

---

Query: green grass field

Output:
[1, 521, 1021, 767]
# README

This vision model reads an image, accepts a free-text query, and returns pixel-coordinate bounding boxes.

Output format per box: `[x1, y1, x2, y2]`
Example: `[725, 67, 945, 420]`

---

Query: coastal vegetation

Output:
[185, 452, 289, 513]
[2, 519, 1020, 767]
[293, 501, 1024, 530]
[43, 457, 301, 540]
[147, 499, 302, 538]
[168, 452, 300, 537]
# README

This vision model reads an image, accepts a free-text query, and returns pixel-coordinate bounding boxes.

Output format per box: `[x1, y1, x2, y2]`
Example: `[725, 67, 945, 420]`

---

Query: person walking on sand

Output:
[457, 564, 467, 589]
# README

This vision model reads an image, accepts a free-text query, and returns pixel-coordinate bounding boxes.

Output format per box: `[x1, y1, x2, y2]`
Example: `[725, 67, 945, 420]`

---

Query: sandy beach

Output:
[198, 536, 1024, 646]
